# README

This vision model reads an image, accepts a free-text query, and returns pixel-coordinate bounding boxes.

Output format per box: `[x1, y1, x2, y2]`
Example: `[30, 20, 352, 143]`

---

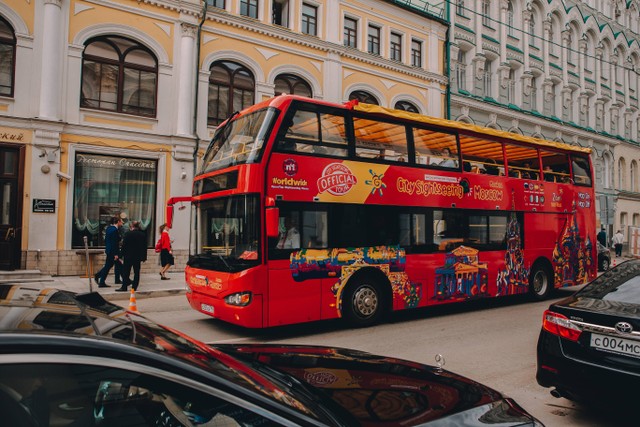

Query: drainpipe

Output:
[189, 1, 208, 254]
[193, 0, 208, 164]
[444, 1, 451, 120]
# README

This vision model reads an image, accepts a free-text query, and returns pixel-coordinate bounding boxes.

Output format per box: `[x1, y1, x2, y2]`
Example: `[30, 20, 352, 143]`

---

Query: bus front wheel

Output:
[529, 262, 552, 300]
[342, 278, 385, 327]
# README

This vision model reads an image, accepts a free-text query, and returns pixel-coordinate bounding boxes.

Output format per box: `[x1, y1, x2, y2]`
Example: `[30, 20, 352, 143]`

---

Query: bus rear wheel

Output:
[342, 278, 385, 327]
[529, 262, 552, 300]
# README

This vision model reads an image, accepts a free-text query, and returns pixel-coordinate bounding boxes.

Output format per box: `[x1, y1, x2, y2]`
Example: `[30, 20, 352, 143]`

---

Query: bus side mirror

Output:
[266, 207, 280, 238]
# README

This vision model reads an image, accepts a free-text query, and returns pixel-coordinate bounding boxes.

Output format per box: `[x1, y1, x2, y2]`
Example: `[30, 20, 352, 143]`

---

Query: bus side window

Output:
[571, 155, 592, 186]
[540, 150, 570, 184]
[353, 117, 408, 163]
[459, 136, 505, 176]
[302, 211, 327, 248]
[412, 127, 458, 169]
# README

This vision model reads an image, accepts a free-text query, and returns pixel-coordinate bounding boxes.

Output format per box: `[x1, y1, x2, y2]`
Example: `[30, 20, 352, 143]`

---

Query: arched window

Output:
[632, 160, 638, 192]
[394, 100, 418, 112]
[0, 17, 16, 97]
[208, 60, 255, 126]
[507, 1, 514, 37]
[274, 73, 312, 97]
[81, 36, 158, 116]
[618, 157, 627, 190]
[603, 152, 612, 188]
[349, 90, 378, 104]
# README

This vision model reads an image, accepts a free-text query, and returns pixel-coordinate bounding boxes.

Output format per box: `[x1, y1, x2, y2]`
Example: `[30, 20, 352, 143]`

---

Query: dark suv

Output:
[597, 242, 611, 271]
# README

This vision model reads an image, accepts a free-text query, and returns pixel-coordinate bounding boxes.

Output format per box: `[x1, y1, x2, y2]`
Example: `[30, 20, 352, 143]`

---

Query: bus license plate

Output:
[201, 303, 214, 314]
[590, 333, 640, 358]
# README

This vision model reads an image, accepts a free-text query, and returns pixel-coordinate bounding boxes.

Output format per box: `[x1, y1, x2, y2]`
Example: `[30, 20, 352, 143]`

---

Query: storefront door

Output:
[0, 145, 23, 270]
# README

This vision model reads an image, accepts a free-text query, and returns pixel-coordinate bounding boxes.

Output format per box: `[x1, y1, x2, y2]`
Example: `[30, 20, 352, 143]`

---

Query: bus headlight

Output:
[225, 292, 252, 306]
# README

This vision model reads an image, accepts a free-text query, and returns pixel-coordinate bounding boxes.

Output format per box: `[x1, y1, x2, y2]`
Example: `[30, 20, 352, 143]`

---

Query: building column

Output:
[522, 7, 531, 70]
[39, 0, 64, 120]
[561, 28, 570, 87]
[595, 43, 603, 98]
[176, 22, 197, 137]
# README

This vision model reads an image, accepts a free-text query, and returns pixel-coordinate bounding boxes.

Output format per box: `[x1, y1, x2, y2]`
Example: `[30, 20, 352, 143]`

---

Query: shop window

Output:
[81, 36, 158, 117]
[0, 17, 16, 97]
[208, 61, 255, 126]
[72, 153, 157, 248]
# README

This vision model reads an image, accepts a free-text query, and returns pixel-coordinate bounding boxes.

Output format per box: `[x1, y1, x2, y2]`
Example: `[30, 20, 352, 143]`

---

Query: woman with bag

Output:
[158, 223, 174, 279]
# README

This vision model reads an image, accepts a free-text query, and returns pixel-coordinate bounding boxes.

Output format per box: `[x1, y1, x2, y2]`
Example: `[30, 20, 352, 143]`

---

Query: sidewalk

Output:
[32, 271, 186, 301]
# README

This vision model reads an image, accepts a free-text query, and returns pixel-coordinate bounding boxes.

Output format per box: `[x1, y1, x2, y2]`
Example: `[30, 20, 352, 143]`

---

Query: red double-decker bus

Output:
[183, 95, 596, 328]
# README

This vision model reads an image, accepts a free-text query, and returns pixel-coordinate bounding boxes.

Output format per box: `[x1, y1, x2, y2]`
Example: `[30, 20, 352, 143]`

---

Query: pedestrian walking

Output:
[597, 226, 607, 247]
[116, 221, 148, 292]
[94, 216, 123, 288]
[612, 230, 624, 257]
[114, 220, 126, 285]
[158, 223, 174, 280]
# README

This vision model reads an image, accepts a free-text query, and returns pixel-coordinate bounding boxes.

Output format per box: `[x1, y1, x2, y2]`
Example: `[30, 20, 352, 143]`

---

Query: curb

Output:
[101, 288, 186, 301]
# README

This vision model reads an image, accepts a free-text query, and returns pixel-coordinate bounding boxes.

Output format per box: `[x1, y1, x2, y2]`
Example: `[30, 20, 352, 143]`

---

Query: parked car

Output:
[536, 259, 640, 403]
[0, 285, 543, 426]
[597, 241, 611, 271]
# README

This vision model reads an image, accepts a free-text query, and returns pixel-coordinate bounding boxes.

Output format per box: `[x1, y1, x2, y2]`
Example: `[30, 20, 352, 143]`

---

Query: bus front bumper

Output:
[186, 288, 264, 328]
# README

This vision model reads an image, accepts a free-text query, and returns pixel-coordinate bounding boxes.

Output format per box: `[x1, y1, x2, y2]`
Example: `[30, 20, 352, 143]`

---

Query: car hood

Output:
[212, 343, 538, 426]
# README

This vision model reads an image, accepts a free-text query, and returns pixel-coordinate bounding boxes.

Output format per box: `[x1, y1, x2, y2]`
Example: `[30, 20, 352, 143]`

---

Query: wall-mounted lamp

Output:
[180, 168, 187, 180]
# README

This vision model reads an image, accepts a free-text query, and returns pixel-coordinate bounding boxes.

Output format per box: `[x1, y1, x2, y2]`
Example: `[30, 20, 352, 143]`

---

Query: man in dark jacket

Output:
[95, 216, 123, 288]
[116, 221, 148, 292]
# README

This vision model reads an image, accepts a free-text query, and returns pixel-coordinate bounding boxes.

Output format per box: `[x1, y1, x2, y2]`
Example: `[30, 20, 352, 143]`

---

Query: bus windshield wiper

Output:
[217, 254, 231, 271]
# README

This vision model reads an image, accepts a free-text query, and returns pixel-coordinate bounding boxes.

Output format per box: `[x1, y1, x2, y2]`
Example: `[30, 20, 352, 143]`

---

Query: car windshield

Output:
[578, 260, 640, 304]
[189, 195, 260, 272]
[201, 108, 278, 173]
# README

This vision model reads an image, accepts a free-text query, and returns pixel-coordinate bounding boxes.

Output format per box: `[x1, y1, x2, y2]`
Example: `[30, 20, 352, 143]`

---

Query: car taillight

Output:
[542, 310, 583, 341]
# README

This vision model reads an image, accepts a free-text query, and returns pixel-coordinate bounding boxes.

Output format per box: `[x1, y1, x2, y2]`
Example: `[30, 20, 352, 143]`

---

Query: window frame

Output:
[208, 60, 256, 126]
[343, 16, 358, 48]
[240, 0, 259, 18]
[368, 24, 381, 56]
[0, 16, 16, 98]
[80, 36, 159, 117]
[301, 2, 318, 36]
[390, 31, 402, 62]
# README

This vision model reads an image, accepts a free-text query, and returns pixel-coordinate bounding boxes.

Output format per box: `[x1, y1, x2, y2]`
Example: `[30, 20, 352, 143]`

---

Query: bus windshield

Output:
[201, 108, 278, 174]
[189, 195, 260, 272]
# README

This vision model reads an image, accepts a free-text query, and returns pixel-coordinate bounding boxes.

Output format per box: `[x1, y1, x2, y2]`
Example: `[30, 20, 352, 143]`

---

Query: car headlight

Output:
[224, 292, 252, 306]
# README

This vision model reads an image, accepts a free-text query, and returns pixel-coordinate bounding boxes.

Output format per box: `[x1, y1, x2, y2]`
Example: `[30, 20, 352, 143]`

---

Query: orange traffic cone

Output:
[128, 289, 139, 313]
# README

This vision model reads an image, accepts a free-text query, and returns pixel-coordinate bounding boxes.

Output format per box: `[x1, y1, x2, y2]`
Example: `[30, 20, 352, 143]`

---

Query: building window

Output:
[349, 90, 378, 105]
[457, 0, 465, 16]
[72, 153, 157, 249]
[272, 0, 289, 27]
[531, 78, 538, 111]
[482, 0, 491, 26]
[0, 17, 16, 97]
[274, 73, 312, 97]
[457, 50, 467, 91]
[344, 17, 358, 48]
[484, 60, 492, 98]
[395, 100, 418, 112]
[206, 0, 225, 8]
[301, 3, 317, 36]
[411, 39, 422, 67]
[507, 69, 515, 104]
[208, 61, 255, 126]
[240, 0, 259, 19]
[368, 25, 381, 55]
[81, 36, 158, 117]
[507, 1, 514, 37]
[390, 32, 402, 62]
[529, 16, 536, 48]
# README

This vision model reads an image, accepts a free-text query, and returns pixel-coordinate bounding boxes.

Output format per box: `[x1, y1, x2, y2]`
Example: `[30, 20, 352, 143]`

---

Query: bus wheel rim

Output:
[533, 271, 547, 294]
[353, 286, 378, 318]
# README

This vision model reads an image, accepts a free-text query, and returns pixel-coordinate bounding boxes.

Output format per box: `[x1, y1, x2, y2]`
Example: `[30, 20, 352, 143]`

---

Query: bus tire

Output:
[342, 277, 385, 327]
[529, 262, 553, 300]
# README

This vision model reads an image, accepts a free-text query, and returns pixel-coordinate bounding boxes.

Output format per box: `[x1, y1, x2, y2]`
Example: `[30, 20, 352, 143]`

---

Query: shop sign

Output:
[33, 199, 56, 213]
[75, 153, 156, 171]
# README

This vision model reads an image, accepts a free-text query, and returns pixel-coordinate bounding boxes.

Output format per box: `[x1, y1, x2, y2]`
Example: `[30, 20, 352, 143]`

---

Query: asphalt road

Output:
[132, 290, 634, 427]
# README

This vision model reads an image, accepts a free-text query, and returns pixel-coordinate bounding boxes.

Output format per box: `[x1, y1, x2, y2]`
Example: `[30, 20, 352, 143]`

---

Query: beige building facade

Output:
[0, 0, 447, 274]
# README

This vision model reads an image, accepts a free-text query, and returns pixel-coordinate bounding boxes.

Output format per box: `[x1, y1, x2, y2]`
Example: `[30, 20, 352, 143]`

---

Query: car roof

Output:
[0, 285, 327, 424]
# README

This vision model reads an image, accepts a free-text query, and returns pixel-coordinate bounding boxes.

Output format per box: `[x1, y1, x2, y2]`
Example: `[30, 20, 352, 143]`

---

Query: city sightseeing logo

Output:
[317, 163, 357, 196]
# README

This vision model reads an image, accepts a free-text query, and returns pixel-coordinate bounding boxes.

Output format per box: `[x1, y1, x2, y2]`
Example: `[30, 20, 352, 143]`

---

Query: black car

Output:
[536, 259, 640, 403]
[0, 285, 543, 426]
[597, 241, 611, 271]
